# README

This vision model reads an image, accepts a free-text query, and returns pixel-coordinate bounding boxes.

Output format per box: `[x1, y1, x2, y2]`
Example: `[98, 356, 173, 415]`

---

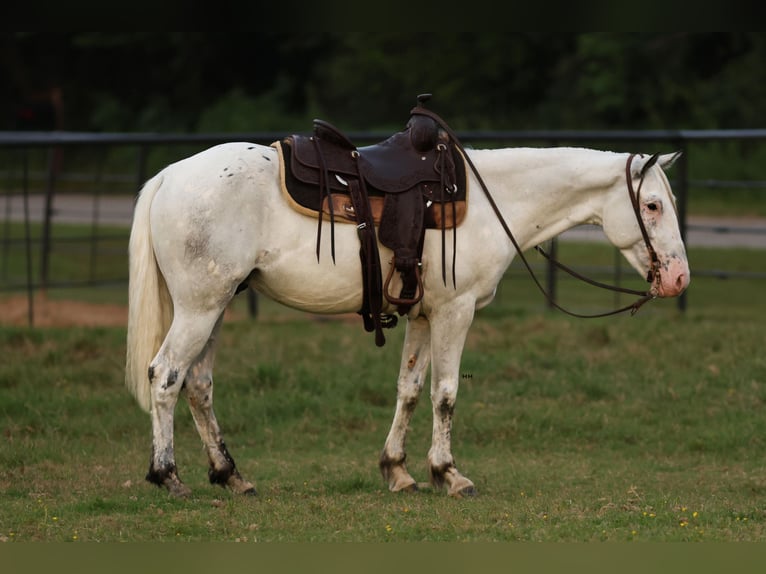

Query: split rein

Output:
[414, 107, 662, 319]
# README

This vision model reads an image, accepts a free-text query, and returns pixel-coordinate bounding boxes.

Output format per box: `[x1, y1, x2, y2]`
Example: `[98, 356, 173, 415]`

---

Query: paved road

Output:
[560, 215, 766, 249]
[4, 193, 765, 249]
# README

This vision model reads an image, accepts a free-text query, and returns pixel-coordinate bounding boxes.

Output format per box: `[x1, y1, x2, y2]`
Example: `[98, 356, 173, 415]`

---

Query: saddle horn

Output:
[409, 94, 439, 152]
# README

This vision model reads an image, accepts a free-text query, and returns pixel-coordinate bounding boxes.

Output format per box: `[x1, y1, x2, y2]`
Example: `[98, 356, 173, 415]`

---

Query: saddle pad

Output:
[273, 140, 468, 229]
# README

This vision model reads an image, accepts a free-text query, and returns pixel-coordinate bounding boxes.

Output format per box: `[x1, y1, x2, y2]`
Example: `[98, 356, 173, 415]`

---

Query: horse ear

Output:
[630, 153, 658, 178]
[658, 150, 682, 171]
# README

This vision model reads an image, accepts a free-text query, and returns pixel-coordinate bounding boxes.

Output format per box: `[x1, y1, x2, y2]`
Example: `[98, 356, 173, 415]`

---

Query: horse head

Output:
[601, 152, 690, 298]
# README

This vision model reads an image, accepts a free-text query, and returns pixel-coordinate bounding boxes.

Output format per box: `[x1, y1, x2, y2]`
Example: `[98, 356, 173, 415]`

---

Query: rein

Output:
[412, 104, 662, 318]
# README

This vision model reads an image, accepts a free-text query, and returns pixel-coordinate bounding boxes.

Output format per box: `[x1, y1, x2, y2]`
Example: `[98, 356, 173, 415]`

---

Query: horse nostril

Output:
[675, 273, 687, 291]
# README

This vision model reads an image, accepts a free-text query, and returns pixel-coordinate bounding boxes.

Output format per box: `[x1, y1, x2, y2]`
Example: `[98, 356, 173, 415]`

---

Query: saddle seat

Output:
[274, 95, 467, 346]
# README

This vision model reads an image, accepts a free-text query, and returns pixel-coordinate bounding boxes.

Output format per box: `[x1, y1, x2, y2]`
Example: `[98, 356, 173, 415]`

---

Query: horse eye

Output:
[646, 202, 659, 212]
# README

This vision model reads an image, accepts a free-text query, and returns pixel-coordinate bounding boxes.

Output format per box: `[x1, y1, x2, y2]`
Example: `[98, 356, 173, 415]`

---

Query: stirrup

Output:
[383, 262, 424, 307]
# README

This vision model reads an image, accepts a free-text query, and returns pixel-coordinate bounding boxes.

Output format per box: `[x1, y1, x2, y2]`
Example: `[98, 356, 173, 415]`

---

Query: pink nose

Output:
[658, 259, 690, 298]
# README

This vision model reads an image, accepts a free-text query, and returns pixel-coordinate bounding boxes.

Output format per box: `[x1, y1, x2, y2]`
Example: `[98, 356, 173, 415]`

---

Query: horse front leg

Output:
[428, 298, 477, 497]
[184, 314, 256, 495]
[379, 316, 431, 492]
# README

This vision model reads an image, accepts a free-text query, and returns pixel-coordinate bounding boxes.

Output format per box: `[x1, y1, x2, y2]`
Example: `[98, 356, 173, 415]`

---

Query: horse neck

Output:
[468, 147, 623, 250]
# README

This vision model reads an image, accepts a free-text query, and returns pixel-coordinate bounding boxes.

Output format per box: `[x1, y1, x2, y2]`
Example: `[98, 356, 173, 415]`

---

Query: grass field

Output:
[1, 239, 765, 542]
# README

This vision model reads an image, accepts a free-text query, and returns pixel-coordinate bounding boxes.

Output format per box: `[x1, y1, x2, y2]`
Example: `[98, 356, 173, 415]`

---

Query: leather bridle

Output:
[531, 153, 664, 317]
[413, 104, 665, 318]
[625, 152, 662, 288]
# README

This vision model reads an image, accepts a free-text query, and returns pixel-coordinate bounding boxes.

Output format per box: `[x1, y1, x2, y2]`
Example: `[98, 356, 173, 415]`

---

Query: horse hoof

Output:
[224, 473, 256, 495]
[450, 485, 478, 498]
[389, 480, 419, 493]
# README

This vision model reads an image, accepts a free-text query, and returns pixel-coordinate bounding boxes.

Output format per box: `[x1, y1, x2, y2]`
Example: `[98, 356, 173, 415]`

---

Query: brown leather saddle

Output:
[276, 94, 467, 346]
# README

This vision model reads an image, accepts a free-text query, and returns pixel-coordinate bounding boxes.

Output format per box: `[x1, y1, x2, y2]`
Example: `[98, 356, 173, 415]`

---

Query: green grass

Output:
[1, 242, 765, 541]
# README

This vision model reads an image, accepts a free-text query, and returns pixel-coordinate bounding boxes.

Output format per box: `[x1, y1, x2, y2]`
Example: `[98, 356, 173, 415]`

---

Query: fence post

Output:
[545, 237, 558, 310]
[22, 151, 34, 326]
[247, 288, 258, 319]
[39, 146, 60, 295]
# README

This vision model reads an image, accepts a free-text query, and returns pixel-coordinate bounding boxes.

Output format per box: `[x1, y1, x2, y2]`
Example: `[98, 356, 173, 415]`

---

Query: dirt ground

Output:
[0, 295, 129, 327]
[0, 294, 350, 328]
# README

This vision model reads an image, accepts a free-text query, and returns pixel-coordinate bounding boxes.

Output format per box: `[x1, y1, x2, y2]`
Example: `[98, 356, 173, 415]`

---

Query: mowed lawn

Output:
[1, 242, 765, 542]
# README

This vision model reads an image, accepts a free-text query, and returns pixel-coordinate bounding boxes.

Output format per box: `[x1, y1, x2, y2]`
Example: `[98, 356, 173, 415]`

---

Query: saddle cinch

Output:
[274, 95, 468, 346]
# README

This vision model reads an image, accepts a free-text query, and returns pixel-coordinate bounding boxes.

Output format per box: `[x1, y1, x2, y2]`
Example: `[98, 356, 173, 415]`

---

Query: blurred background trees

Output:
[3, 32, 764, 134]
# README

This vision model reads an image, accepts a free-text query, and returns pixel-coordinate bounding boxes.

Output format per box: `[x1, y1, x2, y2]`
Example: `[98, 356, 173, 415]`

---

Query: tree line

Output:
[2, 32, 764, 134]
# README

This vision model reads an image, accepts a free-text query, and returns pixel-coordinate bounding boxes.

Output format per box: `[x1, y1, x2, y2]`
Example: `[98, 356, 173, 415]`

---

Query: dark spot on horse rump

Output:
[227, 173, 234, 177]
[148, 365, 155, 383]
[184, 234, 209, 260]
[262, 154, 271, 161]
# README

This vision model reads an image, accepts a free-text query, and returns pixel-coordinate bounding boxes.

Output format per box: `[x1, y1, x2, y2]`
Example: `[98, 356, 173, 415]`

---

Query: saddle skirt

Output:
[273, 130, 467, 228]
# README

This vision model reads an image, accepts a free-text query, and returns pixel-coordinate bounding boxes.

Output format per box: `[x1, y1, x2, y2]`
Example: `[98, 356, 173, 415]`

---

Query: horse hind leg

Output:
[146, 307, 228, 497]
[184, 314, 255, 495]
[379, 316, 431, 492]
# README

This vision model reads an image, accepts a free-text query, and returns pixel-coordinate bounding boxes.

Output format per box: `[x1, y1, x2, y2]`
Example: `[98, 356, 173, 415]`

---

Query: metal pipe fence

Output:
[1, 129, 764, 325]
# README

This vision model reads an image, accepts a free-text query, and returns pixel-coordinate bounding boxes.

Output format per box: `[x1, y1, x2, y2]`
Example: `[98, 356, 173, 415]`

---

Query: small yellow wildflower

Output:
[692, 511, 698, 518]
[680, 520, 688, 527]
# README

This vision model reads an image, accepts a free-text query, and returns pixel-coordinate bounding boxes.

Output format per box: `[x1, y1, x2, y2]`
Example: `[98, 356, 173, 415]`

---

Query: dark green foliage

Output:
[3, 33, 765, 132]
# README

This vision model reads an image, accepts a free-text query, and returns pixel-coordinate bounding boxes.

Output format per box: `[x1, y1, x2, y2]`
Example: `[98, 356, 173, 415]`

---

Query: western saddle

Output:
[276, 94, 467, 346]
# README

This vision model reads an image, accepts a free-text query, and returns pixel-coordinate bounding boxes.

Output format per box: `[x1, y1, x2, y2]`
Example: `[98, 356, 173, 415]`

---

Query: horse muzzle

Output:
[654, 256, 690, 298]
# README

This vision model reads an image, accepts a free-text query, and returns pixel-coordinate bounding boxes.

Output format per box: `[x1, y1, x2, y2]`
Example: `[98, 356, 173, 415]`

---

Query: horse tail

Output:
[125, 173, 173, 413]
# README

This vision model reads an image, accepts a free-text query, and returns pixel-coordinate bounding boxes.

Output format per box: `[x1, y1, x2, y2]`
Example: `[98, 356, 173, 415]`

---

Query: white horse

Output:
[125, 142, 689, 497]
